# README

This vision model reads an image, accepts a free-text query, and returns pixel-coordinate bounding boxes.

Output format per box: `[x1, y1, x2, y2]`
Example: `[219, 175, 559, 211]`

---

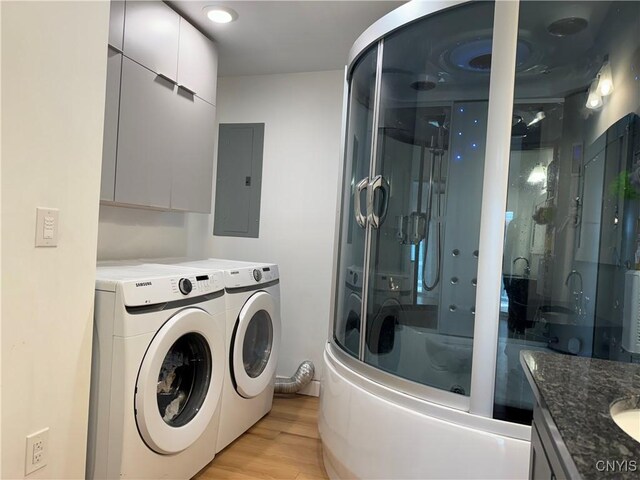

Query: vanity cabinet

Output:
[529, 405, 571, 479]
[100, 0, 218, 212]
[530, 418, 557, 479]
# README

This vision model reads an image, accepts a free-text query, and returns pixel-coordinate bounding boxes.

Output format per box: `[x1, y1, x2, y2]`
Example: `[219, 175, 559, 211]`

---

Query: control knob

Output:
[178, 278, 193, 295]
[253, 269, 262, 282]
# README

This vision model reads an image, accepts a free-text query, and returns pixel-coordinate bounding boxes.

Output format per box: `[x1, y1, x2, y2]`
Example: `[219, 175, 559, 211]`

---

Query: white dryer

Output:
[87, 263, 226, 479]
[174, 258, 281, 452]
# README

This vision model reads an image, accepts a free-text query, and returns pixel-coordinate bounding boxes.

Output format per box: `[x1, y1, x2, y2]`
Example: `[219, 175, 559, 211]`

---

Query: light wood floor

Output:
[195, 395, 328, 480]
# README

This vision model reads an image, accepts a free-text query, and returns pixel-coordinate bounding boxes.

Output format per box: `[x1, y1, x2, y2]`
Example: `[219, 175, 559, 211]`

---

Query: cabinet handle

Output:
[108, 44, 123, 54]
[156, 72, 177, 85]
[178, 84, 197, 96]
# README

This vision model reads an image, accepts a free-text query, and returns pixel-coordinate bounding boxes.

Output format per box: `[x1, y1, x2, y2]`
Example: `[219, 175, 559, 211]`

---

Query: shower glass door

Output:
[493, 0, 640, 425]
[363, 1, 496, 397]
[333, 45, 378, 358]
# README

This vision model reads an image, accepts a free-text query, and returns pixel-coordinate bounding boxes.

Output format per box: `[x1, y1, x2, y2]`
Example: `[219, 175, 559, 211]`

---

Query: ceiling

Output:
[170, 1, 403, 77]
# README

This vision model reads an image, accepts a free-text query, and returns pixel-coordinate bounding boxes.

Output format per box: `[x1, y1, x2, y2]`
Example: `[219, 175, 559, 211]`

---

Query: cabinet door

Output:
[123, 1, 180, 80]
[108, 0, 125, 51]
[100, 48, 122, 201]
[115, 57, 175, 209]
[177, 18, 218, 106]
[170, 91, 216, 213]
[529, 422, 555, 480]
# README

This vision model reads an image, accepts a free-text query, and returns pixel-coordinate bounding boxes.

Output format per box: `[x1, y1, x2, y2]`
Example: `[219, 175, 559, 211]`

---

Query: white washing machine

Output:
[173, 258, 281, 452]
[87, 263, 227, 479]
[337, 266, 363, 356]
[338, 265, 409, 364]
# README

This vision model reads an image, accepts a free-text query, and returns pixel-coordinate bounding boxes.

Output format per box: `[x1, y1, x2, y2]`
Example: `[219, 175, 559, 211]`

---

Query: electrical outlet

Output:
[25, 428, 48, 475]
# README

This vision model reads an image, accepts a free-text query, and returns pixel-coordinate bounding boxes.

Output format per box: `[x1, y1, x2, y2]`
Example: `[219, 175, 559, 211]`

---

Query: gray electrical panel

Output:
[214, 123, 265, 238]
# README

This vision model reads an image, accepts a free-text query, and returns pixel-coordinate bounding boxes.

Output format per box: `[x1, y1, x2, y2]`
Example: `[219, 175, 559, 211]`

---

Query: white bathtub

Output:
[366, 323, 474, 396]
[319, 342, 531, 479]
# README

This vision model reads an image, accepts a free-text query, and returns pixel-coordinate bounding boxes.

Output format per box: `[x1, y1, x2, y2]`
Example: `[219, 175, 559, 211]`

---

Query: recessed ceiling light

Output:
[203, 6, 238, 24]
[547, 17, 588, 37]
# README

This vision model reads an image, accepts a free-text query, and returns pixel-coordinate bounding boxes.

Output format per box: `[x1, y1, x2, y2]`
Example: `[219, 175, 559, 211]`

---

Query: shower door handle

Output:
[354, 177, 369, 228]
[367, 175, 390, 229]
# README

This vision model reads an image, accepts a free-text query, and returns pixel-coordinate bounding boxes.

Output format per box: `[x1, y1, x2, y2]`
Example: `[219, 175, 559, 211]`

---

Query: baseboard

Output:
[275, 377, 321, 397]
[299, 379, 320, 397]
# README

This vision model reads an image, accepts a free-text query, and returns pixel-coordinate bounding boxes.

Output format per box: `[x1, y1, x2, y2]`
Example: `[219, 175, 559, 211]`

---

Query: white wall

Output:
[1, 2, 109, 478]
[188, 70, 345, 382]
[585, 0, 640, 143]
[97, 205, 195, 260]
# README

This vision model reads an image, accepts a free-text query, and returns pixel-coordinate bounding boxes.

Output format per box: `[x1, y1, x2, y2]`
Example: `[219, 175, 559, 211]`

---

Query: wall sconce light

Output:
[596, 60, 614, 96]
[586, 58, 614, 110]
[527, 109, 546, 127]
[586, 79, 603, 110]
[527, 163, 547, 184]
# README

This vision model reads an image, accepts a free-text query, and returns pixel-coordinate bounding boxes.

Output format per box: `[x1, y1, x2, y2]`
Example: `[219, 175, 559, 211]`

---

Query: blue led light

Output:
[474, 119, 478, 124]
[459, 107, 464, 113]
[458, 132, 462, 136]
[456, 154, 462, 160]
[472, 143, 477, 148]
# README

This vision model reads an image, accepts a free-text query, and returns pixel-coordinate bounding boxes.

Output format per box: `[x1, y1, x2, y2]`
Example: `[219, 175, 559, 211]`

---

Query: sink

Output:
[538, 305, 577, 324]
[610, 396, 640, 443]
[537, 305, 594, 356]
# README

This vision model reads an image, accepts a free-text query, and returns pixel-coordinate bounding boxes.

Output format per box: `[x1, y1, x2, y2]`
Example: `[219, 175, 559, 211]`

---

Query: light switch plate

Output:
[35, 207, 59, 247]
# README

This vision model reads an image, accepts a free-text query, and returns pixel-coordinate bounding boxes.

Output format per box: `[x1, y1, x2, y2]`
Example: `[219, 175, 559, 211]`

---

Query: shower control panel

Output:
[226, 264, 279, 289]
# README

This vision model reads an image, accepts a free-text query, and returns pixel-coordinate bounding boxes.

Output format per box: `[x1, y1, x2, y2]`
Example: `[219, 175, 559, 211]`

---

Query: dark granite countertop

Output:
[520, 351, 640, 480]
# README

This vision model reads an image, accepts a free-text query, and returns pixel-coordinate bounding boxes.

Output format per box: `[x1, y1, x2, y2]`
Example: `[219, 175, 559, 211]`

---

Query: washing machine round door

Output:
[231, 291, 280, 399]
[340, 293, 361, 356]
[135, 307, 225, 454]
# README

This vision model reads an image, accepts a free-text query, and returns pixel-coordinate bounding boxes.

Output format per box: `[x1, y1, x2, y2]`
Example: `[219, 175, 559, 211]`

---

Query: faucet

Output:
[565, 270, 585, 316]
[513, 257, 531, 276]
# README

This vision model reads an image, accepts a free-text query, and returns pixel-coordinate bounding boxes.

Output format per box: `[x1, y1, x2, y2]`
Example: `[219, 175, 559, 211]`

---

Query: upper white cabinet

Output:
[100, 49, 123, 201]
[108, 0, 125, 51]
[177, 19, 218, 106]
[101, 0, 218, 212]
[115, 57, 175, 209]
[171, 92, 216, 212]
[123, 1, 180, 81]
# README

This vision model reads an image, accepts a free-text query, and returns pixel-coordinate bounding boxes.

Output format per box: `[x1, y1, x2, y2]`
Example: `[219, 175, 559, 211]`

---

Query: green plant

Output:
[610, 171, 640, 200]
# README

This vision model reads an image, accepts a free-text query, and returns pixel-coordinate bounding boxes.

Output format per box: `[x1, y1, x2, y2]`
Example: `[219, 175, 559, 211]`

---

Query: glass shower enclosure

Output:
[331, 0, 640, 418]
[333, 1, 496, 406]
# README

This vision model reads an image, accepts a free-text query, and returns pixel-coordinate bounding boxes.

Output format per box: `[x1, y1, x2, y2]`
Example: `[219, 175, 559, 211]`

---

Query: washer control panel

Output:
[225, 264, 279, 289]
[252, 269, 263, 282]
[178, 278, 193, 295]
[169, 272, 223, 298]
[117, 269, 224, 306]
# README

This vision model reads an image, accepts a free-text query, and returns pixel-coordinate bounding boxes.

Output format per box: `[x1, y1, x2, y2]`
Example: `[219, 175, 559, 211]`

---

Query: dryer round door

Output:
[232, 291, 280, 399]
[135, 307, 225, 454]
